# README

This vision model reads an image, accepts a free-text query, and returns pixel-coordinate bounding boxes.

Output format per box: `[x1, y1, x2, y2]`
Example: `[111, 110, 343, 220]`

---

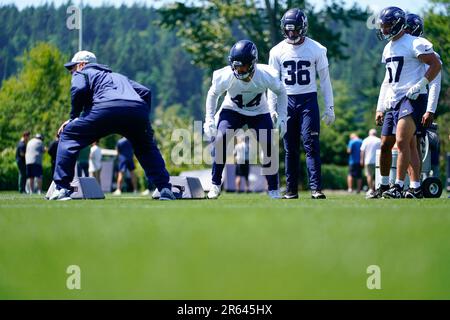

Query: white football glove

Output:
[203, 118, 217, 140]
[271, 111, 288, 138]
[276, 117, 288, 138]
[406, 77, 429, 100]
[321, 106, 335, 126]
[270, 111, 277, 125]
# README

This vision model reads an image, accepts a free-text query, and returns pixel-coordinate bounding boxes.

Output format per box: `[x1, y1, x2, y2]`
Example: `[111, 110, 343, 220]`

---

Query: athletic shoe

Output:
[268, 189, 282, 199]
[283, 191, 299, 199]
[159, 188, 176, 200]
[207, 184, 221, 199]
[404, 187, 424, 199]
[367, 184, 389, 199]
[311, 190, 326, 199]
[382, 184, 403, 199]
[112, 189, 122, 196]
[49, 188, 72, 201]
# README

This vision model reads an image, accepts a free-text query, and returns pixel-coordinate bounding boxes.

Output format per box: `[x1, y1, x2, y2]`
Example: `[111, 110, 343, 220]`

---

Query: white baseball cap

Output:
[64, 50, 97, 69]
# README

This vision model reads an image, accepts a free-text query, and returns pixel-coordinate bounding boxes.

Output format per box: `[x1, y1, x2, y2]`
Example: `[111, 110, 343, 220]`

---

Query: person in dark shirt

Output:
[16, 131, 30, 193]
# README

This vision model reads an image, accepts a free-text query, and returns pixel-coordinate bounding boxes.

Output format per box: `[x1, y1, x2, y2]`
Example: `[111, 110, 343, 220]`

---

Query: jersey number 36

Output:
[283, 60, 311, 85]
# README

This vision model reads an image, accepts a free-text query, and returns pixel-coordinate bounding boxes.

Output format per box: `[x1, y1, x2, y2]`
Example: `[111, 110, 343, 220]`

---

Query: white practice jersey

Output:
[205, 64, 287, 117]
[268, 37, 329, 95]
[381, 33, 434, 103]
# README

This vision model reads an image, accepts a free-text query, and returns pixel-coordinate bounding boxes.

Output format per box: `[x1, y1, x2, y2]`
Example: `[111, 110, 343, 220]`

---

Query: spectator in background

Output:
[25, 133, 45, 194]
[234, 134, 250, 193]
[89, 140, 102, 184]
[113, 136, 137, 195]
[361, 129, 381, 197]
[48, 135, 59, 177]
[16, 131, 30, 193]
[347, 133, 363, 193]
[77, 146, 90, 177]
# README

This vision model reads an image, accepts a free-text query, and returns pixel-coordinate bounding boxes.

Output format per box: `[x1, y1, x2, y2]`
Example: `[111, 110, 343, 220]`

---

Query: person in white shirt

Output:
[203, 40, 288, 199]
[268, 8, 335, 200]
[360, 129, 381, 196]
[88, 140, 102, 184]
[25, 134, 45, 194]
[374, 7, 441, 199]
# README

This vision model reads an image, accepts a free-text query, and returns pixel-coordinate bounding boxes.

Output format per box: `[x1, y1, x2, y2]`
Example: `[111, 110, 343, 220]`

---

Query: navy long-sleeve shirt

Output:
[70, 64, 151, 119]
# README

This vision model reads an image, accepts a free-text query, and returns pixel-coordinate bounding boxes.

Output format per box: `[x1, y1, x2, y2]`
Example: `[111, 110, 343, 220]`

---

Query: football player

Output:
[370, 12, 442, 199]
[268, 8, 335, 200]
[374, 7, 441, 199]
[203, 40, 288, 199]
[404, 13, 441, 131]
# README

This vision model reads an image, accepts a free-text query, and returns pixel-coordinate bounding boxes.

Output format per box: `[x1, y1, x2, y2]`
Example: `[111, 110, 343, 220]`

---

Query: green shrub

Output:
[0, 148, 19, 190]
[321, 164, 348, 190]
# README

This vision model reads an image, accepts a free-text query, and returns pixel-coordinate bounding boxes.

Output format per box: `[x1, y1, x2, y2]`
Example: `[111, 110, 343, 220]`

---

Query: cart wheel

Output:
[422, 177, 443, 198]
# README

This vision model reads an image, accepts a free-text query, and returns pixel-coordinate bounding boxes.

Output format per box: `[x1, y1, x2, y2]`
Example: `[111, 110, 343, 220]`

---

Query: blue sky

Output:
[0, 0, 430, 13]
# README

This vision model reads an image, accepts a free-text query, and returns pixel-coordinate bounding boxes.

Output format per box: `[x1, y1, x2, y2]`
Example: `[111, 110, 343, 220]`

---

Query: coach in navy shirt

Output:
[50, 50, 175, 200]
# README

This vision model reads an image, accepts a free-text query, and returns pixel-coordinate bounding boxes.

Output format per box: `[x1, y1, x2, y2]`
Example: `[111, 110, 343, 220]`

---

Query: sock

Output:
[381, 176, 390, 185]
[410, 181, 421, 189]
[395, 179, 404, 188]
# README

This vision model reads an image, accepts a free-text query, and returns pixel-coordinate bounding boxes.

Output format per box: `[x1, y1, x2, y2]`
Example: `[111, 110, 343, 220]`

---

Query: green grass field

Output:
[0, 191, 449, 299]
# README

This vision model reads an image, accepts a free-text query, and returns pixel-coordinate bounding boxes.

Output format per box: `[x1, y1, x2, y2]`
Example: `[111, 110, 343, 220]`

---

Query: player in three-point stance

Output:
[204, 40, 288, 199]
[373, 7, 441, 199]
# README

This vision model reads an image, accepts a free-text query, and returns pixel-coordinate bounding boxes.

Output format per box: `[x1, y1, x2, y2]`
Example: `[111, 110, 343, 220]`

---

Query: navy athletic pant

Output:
[211, 109, 279, 191]
[53, 103, 171, 191]
[284, 92, 322, 192]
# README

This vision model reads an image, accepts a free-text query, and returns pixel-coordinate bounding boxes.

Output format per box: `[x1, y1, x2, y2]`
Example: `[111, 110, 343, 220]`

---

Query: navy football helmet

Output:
[377, 6, 406, 41]
[228, 40, 258, 80]
[280, 8, 308, 44]
[405, 13, 424, 37]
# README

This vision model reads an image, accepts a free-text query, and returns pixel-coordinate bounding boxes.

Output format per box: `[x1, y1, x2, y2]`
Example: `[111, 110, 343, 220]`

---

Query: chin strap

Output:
[285, 36, 304, 45]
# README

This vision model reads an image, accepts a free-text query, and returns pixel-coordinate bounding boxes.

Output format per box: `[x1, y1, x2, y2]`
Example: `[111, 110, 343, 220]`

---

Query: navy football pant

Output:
[53, 104, 171, 191]
[211, 109, 279, 191]
[284, 92, 322, 192]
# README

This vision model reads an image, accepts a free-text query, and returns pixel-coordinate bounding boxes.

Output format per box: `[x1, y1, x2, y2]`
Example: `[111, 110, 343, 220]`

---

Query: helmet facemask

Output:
[283, 23, 305, 44]
[230, 60, 255, 80]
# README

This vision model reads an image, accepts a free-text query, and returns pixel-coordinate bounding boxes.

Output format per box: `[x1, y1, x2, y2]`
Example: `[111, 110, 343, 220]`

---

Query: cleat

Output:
[112, 189, 122, 196]
[367, 184, 390, 199]
[159, 187, 176, 200]
[207, 184, 221, 199]
[268, 189, 282, 199]
[49, 188, 72, 201]
[311, 190, 326, 199]
[382, 184, 403, 199]
[404, 187, 423, 199]
[283, 191, 299, 199]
